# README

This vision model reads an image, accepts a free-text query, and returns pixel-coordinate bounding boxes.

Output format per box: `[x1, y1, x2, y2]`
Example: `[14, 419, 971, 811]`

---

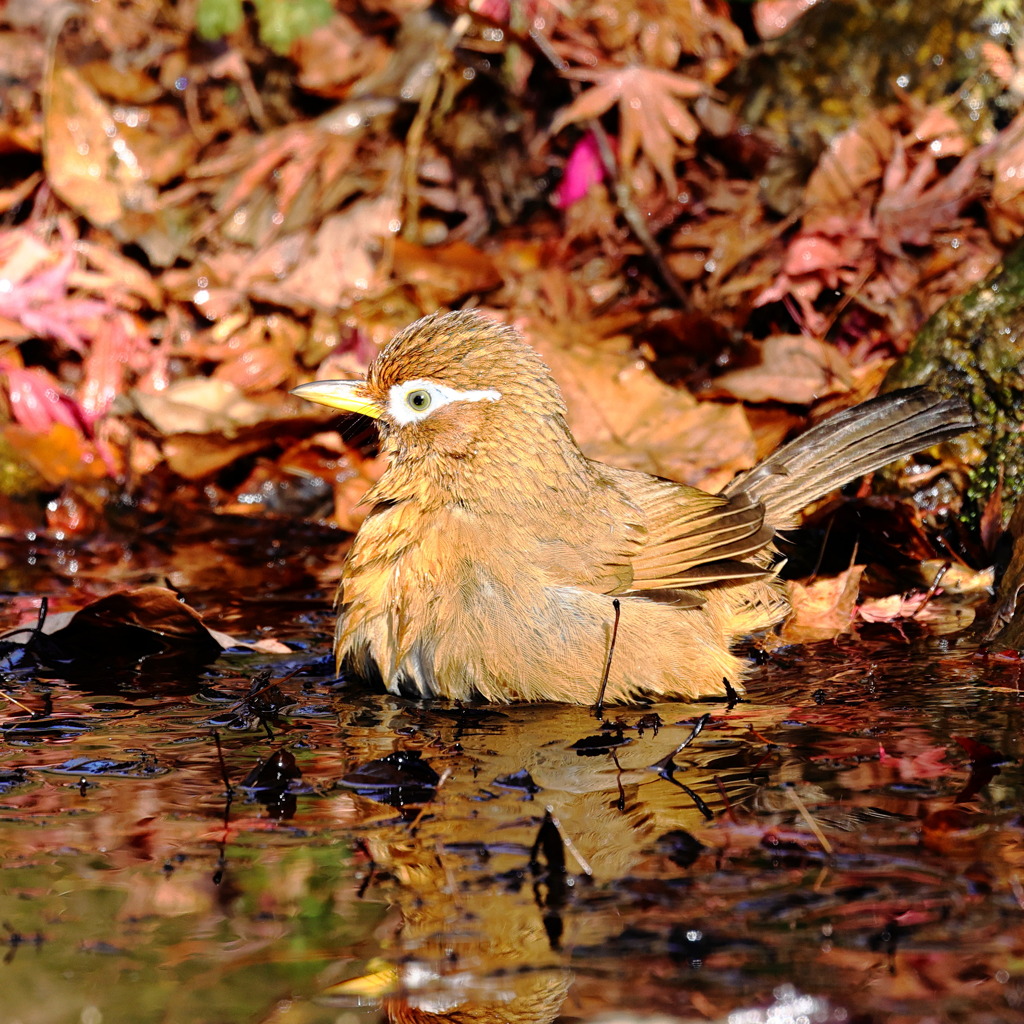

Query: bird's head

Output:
[292, 310, 572, 467]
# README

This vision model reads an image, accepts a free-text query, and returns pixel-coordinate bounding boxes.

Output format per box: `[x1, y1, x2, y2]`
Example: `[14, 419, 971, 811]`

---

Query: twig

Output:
[909, 560, 950, 620]
[0, 692, 35, 715]
[785, 784, 833, 855]
[543, 806, 593, 877]
[594, 597, 621, 717]
[588, 119, 691, 309]
[400, 13, 472, 243]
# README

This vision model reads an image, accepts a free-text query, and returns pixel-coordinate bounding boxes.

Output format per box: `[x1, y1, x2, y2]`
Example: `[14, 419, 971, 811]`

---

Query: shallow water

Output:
[1, 528, 1023, 1024]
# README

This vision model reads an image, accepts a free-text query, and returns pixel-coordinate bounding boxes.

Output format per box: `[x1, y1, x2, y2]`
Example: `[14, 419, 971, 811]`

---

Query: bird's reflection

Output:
[322, 698, 780, 1024]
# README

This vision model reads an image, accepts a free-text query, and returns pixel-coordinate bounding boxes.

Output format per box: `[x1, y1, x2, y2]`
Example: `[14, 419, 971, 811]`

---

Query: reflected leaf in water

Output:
[493, 768, 540, 797]
[654, 828, 705, 868]
[42, 752, 168, 778]
[240, 746, 302, 792]
[339, 749, 440, 807]
[239, 746, 306, 819]
[570, 725, 631, 756]
[0, 768, 30, 793]
[2, 715, 93, 740]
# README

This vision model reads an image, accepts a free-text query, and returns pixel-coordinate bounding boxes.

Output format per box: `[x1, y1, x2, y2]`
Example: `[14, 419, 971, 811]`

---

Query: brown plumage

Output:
[292, 310, 972, 704]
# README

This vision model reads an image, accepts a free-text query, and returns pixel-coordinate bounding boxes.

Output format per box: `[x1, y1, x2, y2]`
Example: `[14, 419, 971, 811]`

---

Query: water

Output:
[1, 528, 1022, 1024]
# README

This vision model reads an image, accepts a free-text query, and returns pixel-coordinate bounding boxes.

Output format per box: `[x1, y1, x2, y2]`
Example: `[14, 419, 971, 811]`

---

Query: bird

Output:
[291, 310, 972, 704]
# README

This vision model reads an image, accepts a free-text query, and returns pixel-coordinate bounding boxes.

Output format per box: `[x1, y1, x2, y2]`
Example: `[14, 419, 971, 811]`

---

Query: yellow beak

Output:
[290, 379, 382, 419]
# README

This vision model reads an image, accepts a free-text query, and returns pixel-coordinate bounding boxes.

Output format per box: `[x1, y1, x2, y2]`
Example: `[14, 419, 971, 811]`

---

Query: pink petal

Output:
[4, 366, 79, 433]
[554, 132, 607, 210]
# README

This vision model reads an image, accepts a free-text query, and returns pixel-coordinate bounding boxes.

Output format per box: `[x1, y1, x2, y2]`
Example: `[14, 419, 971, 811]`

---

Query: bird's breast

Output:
[336, 502, 532, 697]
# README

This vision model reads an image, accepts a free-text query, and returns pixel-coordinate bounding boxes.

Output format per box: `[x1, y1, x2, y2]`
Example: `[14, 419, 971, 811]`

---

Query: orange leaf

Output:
[780, 566, 864, 642]
[554, 66, 703, 186]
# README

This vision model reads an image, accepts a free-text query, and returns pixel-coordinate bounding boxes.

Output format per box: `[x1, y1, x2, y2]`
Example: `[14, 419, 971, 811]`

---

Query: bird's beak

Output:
[290, 379, 382, 419]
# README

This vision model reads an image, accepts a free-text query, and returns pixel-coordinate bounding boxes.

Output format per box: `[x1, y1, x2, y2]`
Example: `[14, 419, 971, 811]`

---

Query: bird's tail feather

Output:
[722, 387, 972, 530]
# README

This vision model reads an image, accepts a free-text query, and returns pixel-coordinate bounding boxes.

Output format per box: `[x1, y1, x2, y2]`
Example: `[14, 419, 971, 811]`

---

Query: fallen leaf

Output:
[79, 313, 151, 422]
[553, 132, 608, 209]
[132, 378, 271, 436]
[261, 195, 399, 309]
[874, 140, 988, 257]
[991, 111, 1024, 241]
[753, 0, 818, 40]
[713, 334, 853, 404]
[391, 238, 502, 307]
[0, 224, 110, 354]
[857, 591, 932, 622]
[536, 323, 746, 479]
[37, 585, 228, 660]
[3, 422, 113, 487]
[554, 65, 703, 186]
[73, 240, 164, 310]
[780, 565, 865, 642]
[804, 112, 893, 211]
[44, 65, 157, 227]
[0, 363, 82, 433]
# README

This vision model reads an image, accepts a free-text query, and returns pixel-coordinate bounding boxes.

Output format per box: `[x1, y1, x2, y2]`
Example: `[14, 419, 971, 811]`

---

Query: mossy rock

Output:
[882, 237, 1024, 525]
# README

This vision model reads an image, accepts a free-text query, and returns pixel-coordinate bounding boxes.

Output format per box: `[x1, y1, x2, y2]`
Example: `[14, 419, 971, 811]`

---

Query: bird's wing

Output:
[598, 468, 775, 593]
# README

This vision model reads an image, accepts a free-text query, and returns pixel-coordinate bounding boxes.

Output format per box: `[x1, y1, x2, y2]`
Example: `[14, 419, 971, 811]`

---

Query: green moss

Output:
[196, 0, 332, 54]
[884, 239, 1024, 526]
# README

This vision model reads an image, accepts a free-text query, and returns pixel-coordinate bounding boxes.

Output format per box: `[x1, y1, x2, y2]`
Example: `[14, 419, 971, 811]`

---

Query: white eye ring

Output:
[387, 379, 501, 425]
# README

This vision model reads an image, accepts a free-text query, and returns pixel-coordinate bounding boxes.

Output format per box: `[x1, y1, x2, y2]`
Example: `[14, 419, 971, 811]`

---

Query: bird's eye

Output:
[406, 389, 432, 412]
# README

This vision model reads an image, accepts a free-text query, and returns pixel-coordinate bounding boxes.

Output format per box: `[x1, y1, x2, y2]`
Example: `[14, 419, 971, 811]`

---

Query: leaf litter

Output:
[0, 1, 1023, 1021]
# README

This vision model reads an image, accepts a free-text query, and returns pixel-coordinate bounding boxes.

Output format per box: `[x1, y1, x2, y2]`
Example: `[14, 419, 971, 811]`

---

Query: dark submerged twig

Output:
[594, 597, 621, 718]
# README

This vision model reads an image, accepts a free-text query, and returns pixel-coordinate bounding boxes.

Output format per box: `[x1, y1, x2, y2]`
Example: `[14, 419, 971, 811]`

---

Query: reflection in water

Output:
[0, 635, 1022, 1023]
[320, 700, 783, 1024]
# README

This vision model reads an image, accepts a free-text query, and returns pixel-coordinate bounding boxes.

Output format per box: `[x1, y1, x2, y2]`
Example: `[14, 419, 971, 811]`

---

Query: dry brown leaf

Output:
[77, 60, 164, 103]
[260, 195, 399, 310]
[44, 65, 157, 227]
[641, 401, 756, 490]
[0, 172, 42, 215]
[780, 565, 864, 642]
[392, 239, 502, 307]
[72, 240, 164, 311]
[915, 560, 994, 595]
[804, 112, 893, 212]
[531, 324, 691, 443]
[991, 112, 1024, 242]
[39, 585, 232, 654]
[133, 378, 271, 436]
[114, 103, 203, 188]
[874, 140, 989, 257]
[753, 0, 818, 40]
[78, 312, 151, 421]
[910, 106, 967, 158]
[291, 15, 390, 97]
[713, 334, 853, 405]
[161, 425, 285, 479]
[527, 319, 755, 484]
[554, 66, 703, 186]
[0, 227, 55, 290]
[982, 36, 1024, 94]
[210, 316, 305, 393]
